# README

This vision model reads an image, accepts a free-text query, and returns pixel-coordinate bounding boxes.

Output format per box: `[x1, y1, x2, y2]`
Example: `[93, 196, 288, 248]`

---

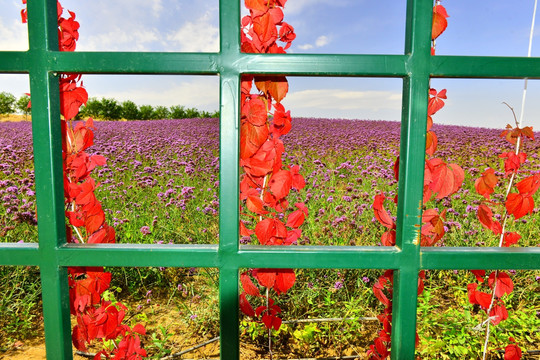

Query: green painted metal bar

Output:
[49, 51, 220, 74]
[420, 247, 540, 270]
[0, 244, 40, 265]
[4, 244, 539, 270]
[390, 0, 433, 358]
[431, 55, 540, 79]
[0, 51, 30, 72]
[218, 0, 241, 358]
[26, 0, 72, 358]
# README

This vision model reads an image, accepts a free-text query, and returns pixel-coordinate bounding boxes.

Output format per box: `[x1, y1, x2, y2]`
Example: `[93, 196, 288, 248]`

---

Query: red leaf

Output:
[501, 124, 535, 144]
[467, 283, 479, 305]
[373, 194, 395, 229]
[239, 292, 255, 317]
[85, 203, 105, 234]
[67, 211, 85, 227]
[267, 77, 288, 103]
[428, 88, 447, 116]
[268, 170, 292, 200]
[87, 225, 116, 244]
[506, 193, 534, 219]
[255, 269, 276, 288]
[286, 209, 305, 228]
[244, 0, 268, 17]
[240, 121, 268, 159]
[290, 165, 305, 190]
[253, 12, 278, 49]
[242, 97, 267, 126]
[499, 152, 527, 176]
[274, 269, 295, 294]
[504, 344, 522, 360]
[132, 324, 146, 336]
[241, 272, 260, 296]
[373, 276, 391, 307]
[432, 5, 449, 40]
[503, 232, 521, 247]
[261, 313, 282, 330]
[477, 204, 502, 235]
[421, 208, 446, 246]
[240, 221, 254, 237]
[425, 130, 438, 156]
[60, 84, 88, 120]
[470, 270, 486, 283]
[488, 271, 514, 298]
[425, 158, 463, 199]
[72, 325, 88, 351]
[255, 218, 287, 245]
[516, 173, 540, 197]
[381, 230, 396, 246]
[475, 291, 492, 309]
[489, 304, 508, 325]
[475, 168, 498, 199]
[246, 195, 268, 215]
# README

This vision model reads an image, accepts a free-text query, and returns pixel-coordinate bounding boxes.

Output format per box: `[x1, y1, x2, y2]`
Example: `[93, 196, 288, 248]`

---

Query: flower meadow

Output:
[1, 118, 539, 358]
[2, 117, 539, 248]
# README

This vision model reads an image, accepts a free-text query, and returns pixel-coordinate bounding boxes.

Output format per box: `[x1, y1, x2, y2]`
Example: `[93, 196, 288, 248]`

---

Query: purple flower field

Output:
[1, 118, 539, 247]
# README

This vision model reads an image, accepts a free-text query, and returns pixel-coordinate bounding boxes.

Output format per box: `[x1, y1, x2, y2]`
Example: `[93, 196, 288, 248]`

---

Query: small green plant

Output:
[148, 325, 173, 359]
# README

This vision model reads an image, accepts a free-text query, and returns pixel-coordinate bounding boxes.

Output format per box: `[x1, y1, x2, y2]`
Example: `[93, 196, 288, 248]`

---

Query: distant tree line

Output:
[0, 91, 219, 120]
[0, 92, 31, 119]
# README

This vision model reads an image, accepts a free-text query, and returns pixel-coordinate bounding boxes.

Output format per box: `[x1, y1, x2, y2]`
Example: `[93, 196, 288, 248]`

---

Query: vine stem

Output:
[481, 2, 537, 358]
[267, 287, 273, 360]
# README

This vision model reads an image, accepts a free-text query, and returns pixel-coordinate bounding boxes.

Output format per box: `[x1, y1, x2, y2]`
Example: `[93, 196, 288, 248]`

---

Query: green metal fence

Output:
[1, 0, 539, 359]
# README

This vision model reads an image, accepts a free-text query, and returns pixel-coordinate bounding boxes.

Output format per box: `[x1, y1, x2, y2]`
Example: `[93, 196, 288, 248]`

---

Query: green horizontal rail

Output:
[7, 51, 540, 79]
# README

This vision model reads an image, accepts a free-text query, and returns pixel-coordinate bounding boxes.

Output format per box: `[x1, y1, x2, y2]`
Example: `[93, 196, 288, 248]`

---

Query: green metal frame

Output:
[1, 0, 539, 358]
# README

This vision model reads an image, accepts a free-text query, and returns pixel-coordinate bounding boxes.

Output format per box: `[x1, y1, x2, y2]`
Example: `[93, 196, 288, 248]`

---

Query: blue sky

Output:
[1, 0, 540, 129]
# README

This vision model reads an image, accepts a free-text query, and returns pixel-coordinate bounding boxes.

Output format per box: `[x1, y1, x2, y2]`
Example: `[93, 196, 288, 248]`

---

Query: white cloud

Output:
[80, 28, 161, 51]
[297, 35, 330, 50]
[315, 35, 329, 47]
[296, 35, 330, 51]
[0, 17, 28, 51]
[166, 12, 219, 52]
[297, 44, 313, 50]
[283, 89, 402, 119]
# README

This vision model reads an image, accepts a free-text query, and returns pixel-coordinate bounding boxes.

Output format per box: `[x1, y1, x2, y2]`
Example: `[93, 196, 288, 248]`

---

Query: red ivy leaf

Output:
[504, 344, 522, 360]
[489, 304, 509, 325]
[381, 230, 396, 246]
[471, 270, 486, 283]
[242, 97, 267, 126]
[516, 173, 540, 197]
[240, 121, 268, 159]
[506, 193, 534, 220]
[268, 170, 292, 200]
[240, 272, 260, 297]
[503, 232, 521, 247]
[246, 195, 268, 215]
[475, 168, 498, 199]
[477, 204, 502, 235]
[432, 5, 449, 40]
[425, 158, 464, 199]
[499, 152, 527, 176]
[255, 218, 287, 245]
[488, 271, 514, 298]
[428, 88, 447, 116]
[373, 194, 395, 229]
[425, 130, 438, 156]
[254, 269, 276, 288]
[274, 269, 295, 294]
[239, 292, 255, 317]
